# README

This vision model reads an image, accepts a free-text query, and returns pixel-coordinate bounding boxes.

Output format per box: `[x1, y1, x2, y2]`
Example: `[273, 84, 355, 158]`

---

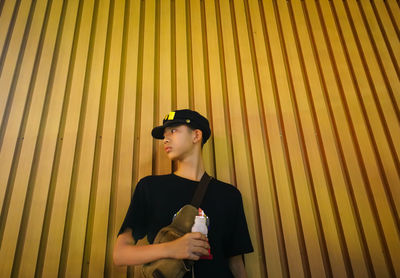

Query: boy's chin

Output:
[166, 152, 184, 161]
[166, 152, 178, 160]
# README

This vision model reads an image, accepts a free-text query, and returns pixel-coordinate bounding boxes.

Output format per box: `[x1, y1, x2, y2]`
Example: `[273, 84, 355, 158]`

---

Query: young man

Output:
[114, 109, 253, 277]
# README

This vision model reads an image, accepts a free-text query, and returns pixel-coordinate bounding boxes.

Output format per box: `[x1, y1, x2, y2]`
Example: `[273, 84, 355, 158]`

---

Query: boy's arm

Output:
[229, 255, 248, 278]
[113, 228, 210, 266]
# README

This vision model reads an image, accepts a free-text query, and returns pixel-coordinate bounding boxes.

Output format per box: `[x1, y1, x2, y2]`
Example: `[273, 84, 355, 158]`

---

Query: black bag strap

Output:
[191, 172, 212, 208]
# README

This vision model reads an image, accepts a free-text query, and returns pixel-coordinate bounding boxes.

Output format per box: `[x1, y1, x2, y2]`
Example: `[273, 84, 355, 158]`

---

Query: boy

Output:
[114, 109, 253, 277]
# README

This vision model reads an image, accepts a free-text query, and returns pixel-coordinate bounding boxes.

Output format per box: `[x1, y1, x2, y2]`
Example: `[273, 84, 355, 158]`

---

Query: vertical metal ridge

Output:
[217, 0, 236, 179]
[0, 0, 21, 76]
[9, 0, 54, 276]
[317, 1, 396, 276]
[199, 0, 216, 175]
[104, 0, 131, 275]
[233, 0, 270, 275]
[39, 7, 81, 276]
[318, 3, 386, 278]
[301, 1, 375, 277]
[214, 0, 236, 185]
[356, 0, 400, 123]
[81, 0, 115, 276]
[57, 0, 100, 275]
[229, 0, 270, 275]
[152, 0, 161, 174]
[0, 0, 36, 154]
[316, 2, 387, 273]
[257, 0, 290, 276]
[331, 0, 400, 245]
[341, 0, 400, 180]
[28, 71, 57, 277]
[266, 0, 312, 276]
[0, 0, 38, 245]
[383, 0, 400, 40]
[34, 0, 79, 276]
[186, 0, 194, 109]
[30, 1, 66, 271]
[242, 0, 285, 275]
[170, 0, 176, 109]
[293, 0, 353, 276]
[0, 0, 5, 16]
[334, 0, 400, 271]
[369, 0, 400, 80]
[278, 0, 333, 276]
[297, 1, 355, 275]
[131, 0, 145, 191]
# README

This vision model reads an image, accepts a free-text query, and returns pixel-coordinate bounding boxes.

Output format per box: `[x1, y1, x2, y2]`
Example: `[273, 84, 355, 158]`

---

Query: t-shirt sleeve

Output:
[225, 193, 254, 257]
[117, 178, 148, 241]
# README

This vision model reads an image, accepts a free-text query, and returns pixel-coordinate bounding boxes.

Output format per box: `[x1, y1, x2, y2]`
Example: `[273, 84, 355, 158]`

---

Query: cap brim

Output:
[151, 125, 165, 139]
[151, 120, 188, 139]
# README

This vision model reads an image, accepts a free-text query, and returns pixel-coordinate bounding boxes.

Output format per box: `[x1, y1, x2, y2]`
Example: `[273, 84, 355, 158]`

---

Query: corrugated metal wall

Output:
[0, 0, 399, 277]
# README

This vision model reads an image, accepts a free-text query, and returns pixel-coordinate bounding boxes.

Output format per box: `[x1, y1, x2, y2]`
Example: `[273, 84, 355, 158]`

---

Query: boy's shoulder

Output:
[138, 174, 241, 195]
[136, 174, 172, 190]
[210, 176, 241, 195]
[140, 174, 241, 198]
[139, 174, 171, 184]
[139, 174, 171, 183]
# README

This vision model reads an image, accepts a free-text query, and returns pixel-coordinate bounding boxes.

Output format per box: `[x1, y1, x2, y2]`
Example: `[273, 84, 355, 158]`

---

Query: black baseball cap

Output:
[151, 109, 211, 144]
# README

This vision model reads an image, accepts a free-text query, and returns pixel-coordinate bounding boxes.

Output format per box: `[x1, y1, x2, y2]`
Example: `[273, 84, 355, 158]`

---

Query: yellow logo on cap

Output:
[167, 111, 175, 120]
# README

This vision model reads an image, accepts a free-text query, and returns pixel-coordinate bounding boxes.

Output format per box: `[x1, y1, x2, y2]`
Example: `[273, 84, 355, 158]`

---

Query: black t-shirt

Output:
[118, 173, 254, 277]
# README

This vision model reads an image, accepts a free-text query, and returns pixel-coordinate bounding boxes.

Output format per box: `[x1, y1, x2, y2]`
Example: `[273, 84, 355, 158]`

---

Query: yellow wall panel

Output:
[1, 0, 399, 277]
[108, 1, 142, 277]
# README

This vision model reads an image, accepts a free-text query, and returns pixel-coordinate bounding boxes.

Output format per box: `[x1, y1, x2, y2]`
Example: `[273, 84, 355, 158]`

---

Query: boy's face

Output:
[163, 124, 197, 160]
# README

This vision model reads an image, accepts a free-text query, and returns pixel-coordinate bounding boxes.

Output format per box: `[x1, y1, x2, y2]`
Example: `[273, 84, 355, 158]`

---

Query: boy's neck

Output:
[173, 154, 205, 182]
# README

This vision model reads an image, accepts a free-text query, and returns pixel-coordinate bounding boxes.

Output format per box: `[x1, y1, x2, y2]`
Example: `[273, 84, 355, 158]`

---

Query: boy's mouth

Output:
[164, 147, 172, 152]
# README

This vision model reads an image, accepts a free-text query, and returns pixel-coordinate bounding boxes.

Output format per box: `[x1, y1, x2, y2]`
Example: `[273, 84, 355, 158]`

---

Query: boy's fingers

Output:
[188, 232, 208, 241]
[195, 232, 208, 241]
[192, 232, 202, 238]
[192, 247, 210, 256]
[193, 240, 210, 249]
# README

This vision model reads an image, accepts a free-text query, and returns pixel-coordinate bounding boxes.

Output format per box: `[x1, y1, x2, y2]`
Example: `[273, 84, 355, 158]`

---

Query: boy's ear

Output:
[193, 129, 203, 144]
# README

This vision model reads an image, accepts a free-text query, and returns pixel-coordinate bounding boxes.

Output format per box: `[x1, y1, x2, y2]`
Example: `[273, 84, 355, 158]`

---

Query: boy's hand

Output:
[167, 232, 210, 260]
